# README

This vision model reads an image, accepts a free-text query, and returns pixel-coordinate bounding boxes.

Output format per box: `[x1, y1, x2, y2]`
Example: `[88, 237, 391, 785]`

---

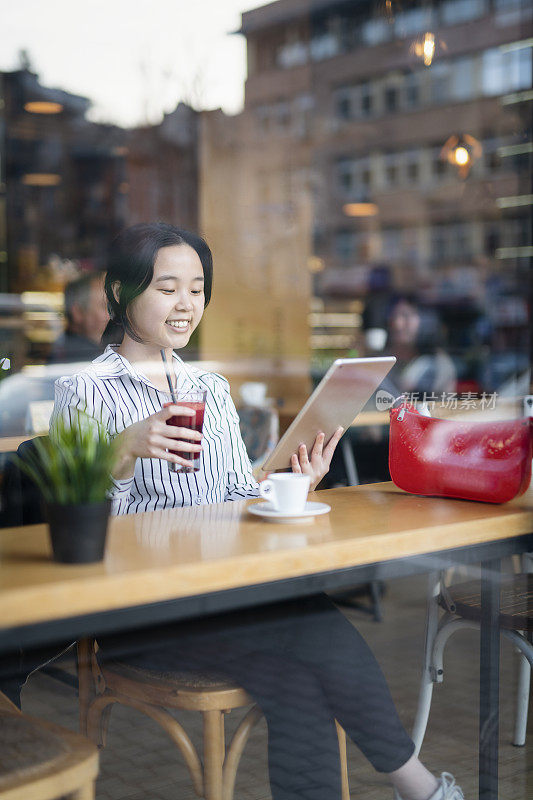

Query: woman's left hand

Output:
[290, 427, 344, 490]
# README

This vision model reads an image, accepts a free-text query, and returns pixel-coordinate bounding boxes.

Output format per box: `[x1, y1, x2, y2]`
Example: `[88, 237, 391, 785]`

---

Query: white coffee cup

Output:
[259, 473, 311, 514]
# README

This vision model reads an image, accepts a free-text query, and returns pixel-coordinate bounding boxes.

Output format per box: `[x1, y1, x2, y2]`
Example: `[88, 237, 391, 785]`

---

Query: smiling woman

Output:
[45, 224, 465, 800]
[51, 222, 341, 510]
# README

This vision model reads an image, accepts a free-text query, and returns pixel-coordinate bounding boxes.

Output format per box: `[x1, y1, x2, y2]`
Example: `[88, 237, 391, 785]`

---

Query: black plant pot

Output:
[46, 500, 111, 564]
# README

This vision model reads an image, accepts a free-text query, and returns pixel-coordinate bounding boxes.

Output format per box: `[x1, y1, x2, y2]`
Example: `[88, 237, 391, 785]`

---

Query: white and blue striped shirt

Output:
[51, 345, 260, 515]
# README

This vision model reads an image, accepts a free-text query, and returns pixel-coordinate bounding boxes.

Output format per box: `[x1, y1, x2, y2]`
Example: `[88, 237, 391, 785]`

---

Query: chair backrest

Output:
[0, 437, 47, 528]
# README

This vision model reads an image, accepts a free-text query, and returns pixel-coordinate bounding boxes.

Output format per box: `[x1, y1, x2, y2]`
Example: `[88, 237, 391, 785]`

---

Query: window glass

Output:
[360, 82, 373, 116]
[310, 32, 340, 60]
[441, 0, 487, 26]
[494, 0, 533, 27]
[361, 18, 391, 46]
[404, 72, 421, 109]
[384, 85, 398, 112]
[394, 8, 434, 38]
[451, 57, 476, 101]
[405, 150, 421, 183]
[293, 94, 314, 137]
[482, 48, 506, 95]
[384, 153, 400, 187]
[509, 47, 532, 91]
[481, 46, 531, 96]
[334, 230, 358, 260]
[430, 62, 452, 104]
[336, 159, 354, 196]
[278, 41, 308, 68]
[335, 89, 352, 120]
[381, 228, 402, 262]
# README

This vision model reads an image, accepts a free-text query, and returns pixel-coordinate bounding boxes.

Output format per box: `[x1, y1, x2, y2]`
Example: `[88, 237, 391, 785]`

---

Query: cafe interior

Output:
[0, 1, 531, 799]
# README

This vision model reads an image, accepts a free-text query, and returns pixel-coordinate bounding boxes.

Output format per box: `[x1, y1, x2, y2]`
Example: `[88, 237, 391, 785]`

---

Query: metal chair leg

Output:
[513, 651, 531, 746]
[411, 572, 440, 755]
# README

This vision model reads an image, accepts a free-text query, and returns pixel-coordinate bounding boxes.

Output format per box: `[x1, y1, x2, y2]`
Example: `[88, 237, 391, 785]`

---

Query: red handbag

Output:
[389, 404, 533, 503]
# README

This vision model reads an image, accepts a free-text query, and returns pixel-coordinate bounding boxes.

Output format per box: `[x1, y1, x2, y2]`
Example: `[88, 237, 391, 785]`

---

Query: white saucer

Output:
[248, 501, 331, 523]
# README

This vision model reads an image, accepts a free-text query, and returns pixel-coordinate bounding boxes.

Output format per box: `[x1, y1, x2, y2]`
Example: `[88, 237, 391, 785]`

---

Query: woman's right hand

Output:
[112, 405, 203, 479]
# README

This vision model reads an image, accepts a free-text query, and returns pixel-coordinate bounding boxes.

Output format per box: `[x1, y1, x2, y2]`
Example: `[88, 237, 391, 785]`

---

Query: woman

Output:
[385, 294, 456, 398]
[52, 223, 463, 800]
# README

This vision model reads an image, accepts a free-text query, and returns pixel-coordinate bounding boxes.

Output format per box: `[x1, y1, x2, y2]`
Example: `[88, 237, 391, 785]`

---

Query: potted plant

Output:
[15, 414, 117, 564]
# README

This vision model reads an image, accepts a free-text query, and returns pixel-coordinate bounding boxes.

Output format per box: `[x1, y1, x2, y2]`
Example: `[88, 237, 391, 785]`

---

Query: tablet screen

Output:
[262, 357, 396, 472]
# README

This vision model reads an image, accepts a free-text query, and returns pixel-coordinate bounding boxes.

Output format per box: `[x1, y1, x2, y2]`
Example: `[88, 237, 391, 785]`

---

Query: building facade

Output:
[201, 0, 531, 387]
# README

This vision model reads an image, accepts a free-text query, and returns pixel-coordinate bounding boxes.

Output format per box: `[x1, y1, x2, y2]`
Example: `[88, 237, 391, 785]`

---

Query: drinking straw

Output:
[160, 349, 178, 403]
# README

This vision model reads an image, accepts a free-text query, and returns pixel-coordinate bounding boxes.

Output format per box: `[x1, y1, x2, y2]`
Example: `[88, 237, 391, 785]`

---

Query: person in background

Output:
[362, 264, 394, 353]
[47, 272, 109, 364]
[385, 294, 456, 398]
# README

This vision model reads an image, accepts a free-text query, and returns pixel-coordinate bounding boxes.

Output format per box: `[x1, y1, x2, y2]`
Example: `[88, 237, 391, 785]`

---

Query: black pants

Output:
[99, 594, 415, 800]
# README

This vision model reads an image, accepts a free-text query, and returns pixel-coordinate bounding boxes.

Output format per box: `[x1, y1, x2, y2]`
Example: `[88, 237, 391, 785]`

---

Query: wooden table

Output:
[0, 483, 532, 800]
[0, 434, 36, 454]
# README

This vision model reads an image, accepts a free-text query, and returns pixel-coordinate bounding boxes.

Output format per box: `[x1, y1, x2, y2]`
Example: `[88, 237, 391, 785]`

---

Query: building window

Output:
[495, 0, 533, 27]
[310, 32, 340, 61]
[404, 72, 421, 109]
[484, 141, 503, 173]
[482, 49, 506, 95]
[277, 41, 308, 69]
[501, 216, 531, 248]
[360, 83, 373, 117]
[507, 46, 533, 92]
[381, 229, 402, 262]
[509, 151, 532, 174]
[453, 223, 472, 261]
[337, 160, 354, 196]
[335, 89, 352, 120]
[485, 223, 500, 253]
[430, 62, 451, 104]
[431, 222, 474, 264]
[384, 154, 399, 187]
[481, 46, 532, 96]
[275, 100, 291, 132]
[431, 226, 448, 265]
[441, 0, 487, 26]
[451, 57, 476, 101]
[361, 18, 391, 47]
[405, 151, 420, 183]
[384, 85, 399, 112]
[293, 94, 314, 137]
[394, 8, 434, 38]
[336, 157, 371, 201]
[334, 230, 359, 261]
[433, 149, 448, 180]
[256, 106, 270, 135]
[387, 166, 398, 185]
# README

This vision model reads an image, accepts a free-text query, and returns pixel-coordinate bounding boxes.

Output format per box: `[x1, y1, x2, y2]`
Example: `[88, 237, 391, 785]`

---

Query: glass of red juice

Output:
[164, 390, 206, 473]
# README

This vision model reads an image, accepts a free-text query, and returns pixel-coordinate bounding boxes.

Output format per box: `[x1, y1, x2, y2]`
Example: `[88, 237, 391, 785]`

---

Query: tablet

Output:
[262, 357, 396, 472]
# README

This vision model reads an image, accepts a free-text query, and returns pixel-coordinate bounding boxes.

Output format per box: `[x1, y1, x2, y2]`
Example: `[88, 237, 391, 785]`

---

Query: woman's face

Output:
[389, 300, 420, 345]
[126, 244, 205, 351]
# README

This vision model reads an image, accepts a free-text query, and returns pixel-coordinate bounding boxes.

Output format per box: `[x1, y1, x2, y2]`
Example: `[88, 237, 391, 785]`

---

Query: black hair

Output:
[64, 272, 104, 327]
[102, 222, 213, 346]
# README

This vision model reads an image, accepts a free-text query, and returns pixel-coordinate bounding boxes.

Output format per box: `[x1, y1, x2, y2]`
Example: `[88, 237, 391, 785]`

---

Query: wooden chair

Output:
[0, 692, 98, 800]
[78, 638, 350, 800]
[412, 572, 533, 753]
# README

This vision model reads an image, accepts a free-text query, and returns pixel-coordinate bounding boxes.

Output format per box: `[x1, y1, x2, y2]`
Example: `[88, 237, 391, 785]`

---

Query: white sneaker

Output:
[427, 773, 465, 800]
[393, 773, 465, 800]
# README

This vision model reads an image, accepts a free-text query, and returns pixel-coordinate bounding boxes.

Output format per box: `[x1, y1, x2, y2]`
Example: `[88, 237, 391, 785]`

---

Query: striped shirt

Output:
[51, 345, 259, 515]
